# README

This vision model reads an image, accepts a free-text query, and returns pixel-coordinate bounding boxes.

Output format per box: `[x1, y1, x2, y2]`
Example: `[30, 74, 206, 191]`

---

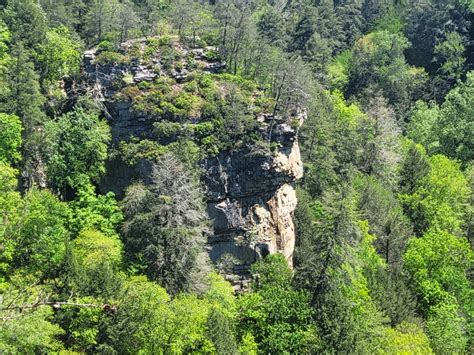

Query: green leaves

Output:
[327, 50, 351, 91]
[347, 30, 427, 112]
[426, 302, 468, 354]
[69, 182, 123, 238]
[3, 0, 48, 48]
[68, 230, 124, 299]
[377, 322, 433, 354]
[239, 254, 319, 354]
[13, 189, 70, 277]
[122, 153, 209, 294]
[355, 175, 411, 268]
[407, 73, 474, 165]
[107, 274, 237, 353]
[404, 227, 472, 353]
[404, 229, 472, 310]
[0, 113, 22, 164]
[106, 276, 171, 353]
[73, 230, 122, 269]
[407, 101, 441, 155]
[437, 72, 474, 165]
[250, 253, 293, 290]
[434, 31, 466, 89]
[37, 25, 81, 85]
[0, 165, 22, 283]
[401, 154, 470, 235]
[44, 108, 111, 192]
[0, 306, 64, 353]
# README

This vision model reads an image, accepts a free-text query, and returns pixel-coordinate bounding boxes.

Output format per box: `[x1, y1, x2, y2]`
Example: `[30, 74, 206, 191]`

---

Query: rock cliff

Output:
[78, 37, 304, 286]
[202, 130, 303, 286]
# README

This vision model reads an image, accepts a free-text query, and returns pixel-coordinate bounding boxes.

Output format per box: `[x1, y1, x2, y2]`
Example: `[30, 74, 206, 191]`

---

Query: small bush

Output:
[122, 73, 134, 85]
[201, 135, 220, 155]
[144, 38, 160, 60]
[137, 81, 153, 90]
[146, 38, 160, 48]
[128, 42, 142, 60]
[96, 51, 130, 65]
[216, 73, 257, 92]
[153, 121, 183, 138]
[175, 62, 184, 72]
[290, 118, 301, 130]
[120, 139, 169, 165]
[254, 96, 275, 114]
[97, 40, 114, 53]
[158, 35, 172, 47]
[155, 77, 174, 93]
[183, 80, 199, 93]
[191, 121, 215, 136]
[160, 47, 180, 70]
[204, 49, 220, 62]
[187, 57, 198, 70]
[116, 86, 141, 101]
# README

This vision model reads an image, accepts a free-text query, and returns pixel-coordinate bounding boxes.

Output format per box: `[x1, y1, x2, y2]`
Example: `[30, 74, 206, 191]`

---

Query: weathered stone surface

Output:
[203, 138, 303, 284]
[80, 38, 304, 288]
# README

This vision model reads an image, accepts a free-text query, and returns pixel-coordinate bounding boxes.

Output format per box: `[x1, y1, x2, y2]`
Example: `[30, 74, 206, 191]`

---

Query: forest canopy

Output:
[0, 0, 473, 353]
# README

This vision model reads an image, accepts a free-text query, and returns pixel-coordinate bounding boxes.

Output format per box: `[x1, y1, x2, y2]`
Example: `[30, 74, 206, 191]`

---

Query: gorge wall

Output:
[202, 126, 303, 286]
[79, 38, 303, 286]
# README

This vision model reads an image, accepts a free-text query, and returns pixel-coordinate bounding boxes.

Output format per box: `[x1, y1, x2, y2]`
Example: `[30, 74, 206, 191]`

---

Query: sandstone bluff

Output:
[79, 38, 304, 287]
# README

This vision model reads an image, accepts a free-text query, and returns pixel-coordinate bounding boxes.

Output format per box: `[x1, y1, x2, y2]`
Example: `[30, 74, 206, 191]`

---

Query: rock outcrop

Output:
[79, 37, 304, 287]
[202, 130, 303, 286]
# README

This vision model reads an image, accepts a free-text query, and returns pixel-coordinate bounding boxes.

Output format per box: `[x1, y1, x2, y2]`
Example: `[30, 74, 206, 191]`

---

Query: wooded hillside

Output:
[0, 1, 473, 353]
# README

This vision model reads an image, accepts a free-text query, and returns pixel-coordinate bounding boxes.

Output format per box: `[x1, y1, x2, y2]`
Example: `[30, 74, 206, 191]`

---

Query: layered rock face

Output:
[203, 129, 303, 285]
[79, 38, 303, 286]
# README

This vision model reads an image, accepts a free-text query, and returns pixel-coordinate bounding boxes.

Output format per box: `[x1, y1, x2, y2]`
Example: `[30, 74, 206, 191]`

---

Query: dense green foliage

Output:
[239, 254, 318, 353]
[122, 153, 209, 294]
[0, 113, 21, 164]
[0, 0, 472, 353]
[44, 108, 111, 194]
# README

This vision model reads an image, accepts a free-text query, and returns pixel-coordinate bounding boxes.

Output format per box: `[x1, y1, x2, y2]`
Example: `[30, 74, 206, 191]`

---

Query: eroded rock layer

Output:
[79, 38, 304, 286]
[203, 138, 303, 285]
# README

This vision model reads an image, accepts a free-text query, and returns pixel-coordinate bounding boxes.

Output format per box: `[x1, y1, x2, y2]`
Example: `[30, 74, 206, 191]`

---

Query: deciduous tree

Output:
[44, 108, 110, 194]
[0, 113, 22, 164]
